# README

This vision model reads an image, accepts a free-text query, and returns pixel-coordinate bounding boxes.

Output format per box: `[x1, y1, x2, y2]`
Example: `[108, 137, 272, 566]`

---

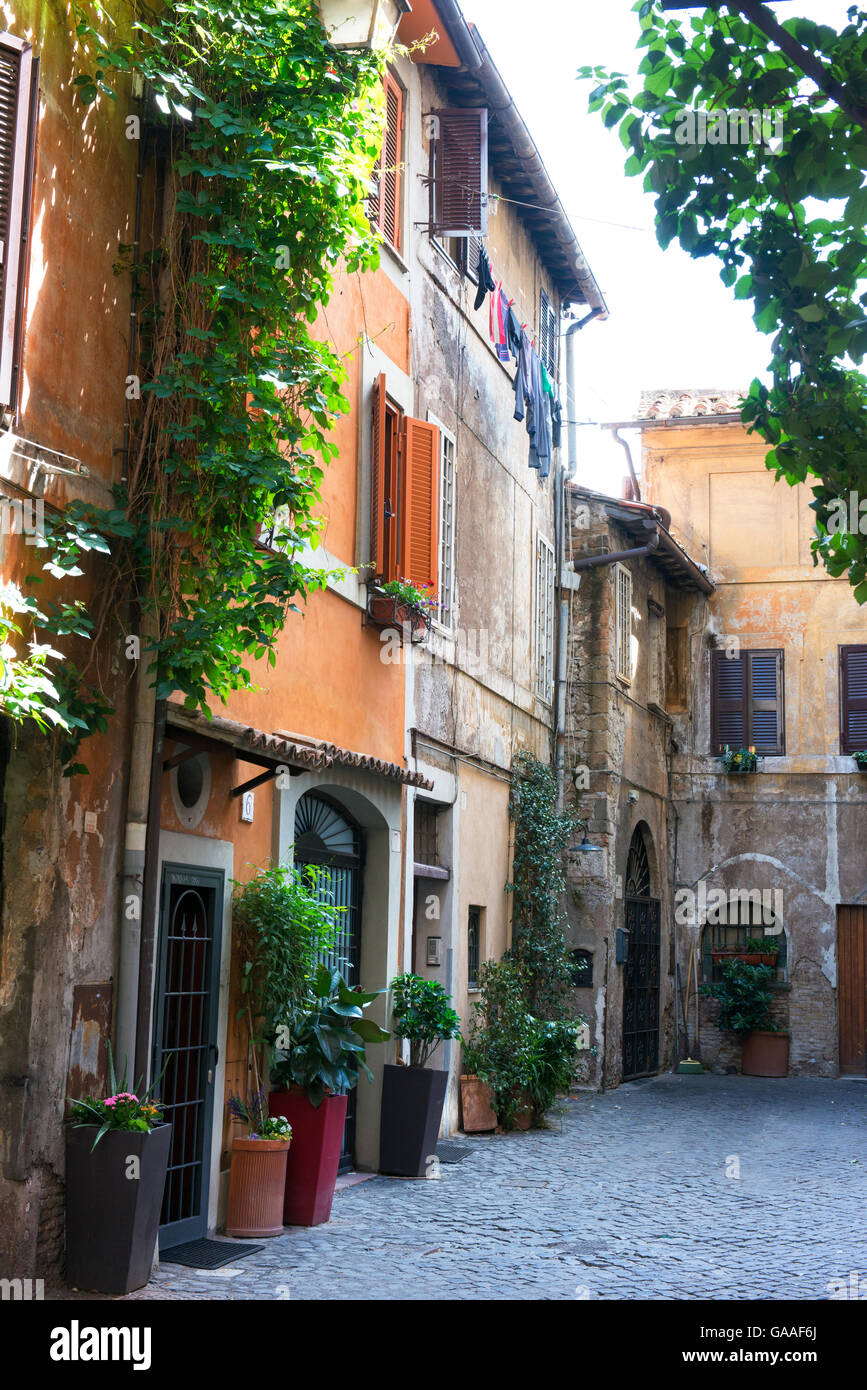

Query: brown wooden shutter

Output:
[400, 416, 439, 594]
[429, 108, 488, 237]
[841, 644, 867, 753]
[0, 34, 36, 411]
[711, 650, 746, 751]
[540, 290, 557, 375]
[381, 72, 403, 249]
[749, 650, 784, 753]
[370, 373, 387, 578]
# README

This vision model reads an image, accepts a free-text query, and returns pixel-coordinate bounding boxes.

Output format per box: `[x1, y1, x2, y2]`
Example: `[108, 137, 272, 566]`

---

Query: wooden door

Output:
[838, 905, 867, 1075]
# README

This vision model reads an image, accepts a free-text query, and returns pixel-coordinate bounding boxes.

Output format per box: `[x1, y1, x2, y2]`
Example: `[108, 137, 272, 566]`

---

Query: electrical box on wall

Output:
[241, 791, 255, 823]
[426, 936, 443, 967]
[615, 929, 629, 964]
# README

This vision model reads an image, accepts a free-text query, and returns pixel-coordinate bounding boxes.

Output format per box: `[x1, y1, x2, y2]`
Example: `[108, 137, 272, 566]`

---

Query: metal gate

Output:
[622, 897, 661, 1080]
[152, 864, 224, 1249]
[294, 793, 363, 1169]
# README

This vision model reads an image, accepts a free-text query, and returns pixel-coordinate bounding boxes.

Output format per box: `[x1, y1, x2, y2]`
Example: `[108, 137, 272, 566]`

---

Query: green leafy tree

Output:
[579, 1, 867, 597]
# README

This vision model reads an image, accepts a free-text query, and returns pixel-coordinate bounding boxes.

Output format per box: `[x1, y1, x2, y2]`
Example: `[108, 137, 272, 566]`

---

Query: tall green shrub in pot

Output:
[701, 959, 790, 1077]
[379, 973, 461, 1178]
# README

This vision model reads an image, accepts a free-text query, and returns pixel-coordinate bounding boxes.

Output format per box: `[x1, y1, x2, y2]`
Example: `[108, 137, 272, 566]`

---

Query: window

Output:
[428, 108, 488, 238]
[0, 33, 38, 412]
[368, 70, 404, 251]
[615, 563, 633, 682]
[467, 906, 482, 992]
[570, 949, 593, 988]
[414, 801, 439, 866]
[711, 649, 785, 755]
[428, 413, 456, 628]
[433, 231, 483, 283]
[701, 903, 787, 984]
[840, 645, 867, 753]
[371, 374, 439, 591]
[539, 289, 557, 377]
[535, 534, 555, 703]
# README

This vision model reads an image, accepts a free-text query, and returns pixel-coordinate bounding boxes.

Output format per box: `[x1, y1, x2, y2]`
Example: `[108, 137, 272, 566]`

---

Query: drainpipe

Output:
[611, 427, 641, 503]
[572, 526, 660, 572]
[566, 308, 604, 477]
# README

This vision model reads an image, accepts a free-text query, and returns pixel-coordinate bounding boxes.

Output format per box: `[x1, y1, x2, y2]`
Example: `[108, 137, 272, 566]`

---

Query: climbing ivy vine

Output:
[506, 750, 579, 1018]
[6, 0, 390, 770]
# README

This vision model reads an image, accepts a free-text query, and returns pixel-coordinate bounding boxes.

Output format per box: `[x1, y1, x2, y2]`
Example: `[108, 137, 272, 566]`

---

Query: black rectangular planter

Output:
[65, 1122, 172, 1295]
[379, 1064, 448, 1178]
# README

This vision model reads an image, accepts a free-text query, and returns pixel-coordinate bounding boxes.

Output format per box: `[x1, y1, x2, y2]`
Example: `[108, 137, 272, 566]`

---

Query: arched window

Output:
[625, 827, 651, 899]
[294, 792, 362, 983]
[701, 892, 787, 982]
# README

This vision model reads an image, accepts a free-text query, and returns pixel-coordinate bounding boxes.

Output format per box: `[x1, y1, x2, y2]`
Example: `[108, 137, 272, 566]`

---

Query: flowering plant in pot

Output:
[701, 958, 789, 1077]
[367, 577, 436, 643]
[270, 964, 389, 1225]
[225, 1088, 293, 1238]
[853, 750, 867, 771]
[379, 973, 461, 1176]
[65, 1044, 172, 1295]
[718, 744, 758, 773]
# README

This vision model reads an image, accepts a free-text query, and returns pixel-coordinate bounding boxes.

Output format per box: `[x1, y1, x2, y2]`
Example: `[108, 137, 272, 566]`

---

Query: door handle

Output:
[207, 1042, 219, 1085]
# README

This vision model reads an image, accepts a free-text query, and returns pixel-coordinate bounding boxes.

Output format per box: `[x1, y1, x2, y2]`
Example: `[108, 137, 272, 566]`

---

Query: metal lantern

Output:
[316, 0, 412, 51]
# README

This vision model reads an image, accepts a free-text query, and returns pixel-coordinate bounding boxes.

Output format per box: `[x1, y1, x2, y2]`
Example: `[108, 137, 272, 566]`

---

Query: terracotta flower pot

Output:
[460, 1075, 497, 1133]
[512, 1088, 534, 1131]
[225, 1137, 291, 1238]
[269, 1088, 347, 1226]
[741, 1030, 790, 1078]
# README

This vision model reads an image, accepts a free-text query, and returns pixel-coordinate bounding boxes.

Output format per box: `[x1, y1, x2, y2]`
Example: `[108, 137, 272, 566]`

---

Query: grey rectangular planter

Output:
[379, 1065, 448, 1178]
[65, 1122, 171, 1295]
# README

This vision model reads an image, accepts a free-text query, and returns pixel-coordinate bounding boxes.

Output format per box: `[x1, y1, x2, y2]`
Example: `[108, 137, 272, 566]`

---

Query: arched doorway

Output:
[622, 825, 661, 1080]
[294, 791, 364, 1166]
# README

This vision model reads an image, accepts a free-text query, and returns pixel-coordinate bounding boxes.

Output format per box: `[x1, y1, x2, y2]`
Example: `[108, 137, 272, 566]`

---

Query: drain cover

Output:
[161, 1239, 264, 1270]
[436, 1141, 475, 1164]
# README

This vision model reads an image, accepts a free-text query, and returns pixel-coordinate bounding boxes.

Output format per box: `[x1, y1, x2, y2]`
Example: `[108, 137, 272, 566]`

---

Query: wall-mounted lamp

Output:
[571, 828, 603, 854]
[317, 0, 411, 51]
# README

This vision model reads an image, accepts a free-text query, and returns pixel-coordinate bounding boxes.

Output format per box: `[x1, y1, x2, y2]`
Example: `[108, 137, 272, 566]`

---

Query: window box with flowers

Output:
[710, 937, 781, 968]
[718, 745, 759, 774]
[852, 750, 867, 771]
[65, 1048, 172, 1295]
[367, 578, 436, 644]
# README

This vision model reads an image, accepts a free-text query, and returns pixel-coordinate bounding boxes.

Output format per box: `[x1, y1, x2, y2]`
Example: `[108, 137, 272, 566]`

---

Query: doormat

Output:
[161, 1239, 264, 1270]
[436, 1141, 474, 1164]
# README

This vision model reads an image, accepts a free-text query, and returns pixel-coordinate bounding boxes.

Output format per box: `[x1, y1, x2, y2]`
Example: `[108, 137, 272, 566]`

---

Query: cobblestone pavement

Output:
[58, 1075, 867, 1301]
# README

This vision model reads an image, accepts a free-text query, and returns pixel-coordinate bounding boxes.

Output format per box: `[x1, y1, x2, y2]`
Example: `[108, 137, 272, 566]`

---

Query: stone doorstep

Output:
[334, 1171, 378, 1192]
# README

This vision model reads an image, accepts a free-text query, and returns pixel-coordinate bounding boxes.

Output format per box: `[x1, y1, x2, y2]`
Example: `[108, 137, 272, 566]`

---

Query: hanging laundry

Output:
[514, 333, 552, 480]
[473, 245, 496, 310]
[490, 283, 510, 364]
[540, 360, 562, 456]
[507, 304, 523, 360]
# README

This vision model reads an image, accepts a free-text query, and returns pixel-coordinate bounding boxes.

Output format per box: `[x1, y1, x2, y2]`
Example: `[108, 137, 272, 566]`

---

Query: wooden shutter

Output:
[429, 108, 488, 237]
[712, 649, 784, 753]
[0, 35, 36, 410]
[540, 290, 557, 375]
[400, 416, 439, 593]
[370, 373, 387, 578]
[711, 650, 746, 751]
[841, 644, 867, 753]
[368, 72, 403, 249]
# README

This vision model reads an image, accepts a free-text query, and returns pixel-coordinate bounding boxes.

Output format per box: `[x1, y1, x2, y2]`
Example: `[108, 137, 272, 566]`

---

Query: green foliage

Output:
[379, 578, 437, 610]
[227, 1088, 293, 1140]
[270, 964, 389, 1107]
[506, 750, 579, 1017]
[67, 1041, 167, 1150]
[234, 862, 341, 1054]
[578, 2, 867, 596]
[741, 938, 780, 955]
[390, 972, 462, 1068]
[718, 745, 758, 773]
[464, 960, 584, 1129]
[701, 958, 778, 1035]
[13, 0, 389, 768]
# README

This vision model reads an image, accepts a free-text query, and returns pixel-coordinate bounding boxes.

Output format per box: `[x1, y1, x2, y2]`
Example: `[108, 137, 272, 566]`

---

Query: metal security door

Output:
[838, 905, 867, 1075]
[622, 898, 661, 1080]
[152, 864, 224, 1249]
[295, 793, 363, 1170]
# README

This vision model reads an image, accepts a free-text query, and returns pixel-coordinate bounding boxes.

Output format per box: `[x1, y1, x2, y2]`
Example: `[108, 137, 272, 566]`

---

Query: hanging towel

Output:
[474, 246, 496, 310]
[507, 304, 523, 360]
[490, 284, 510, 364]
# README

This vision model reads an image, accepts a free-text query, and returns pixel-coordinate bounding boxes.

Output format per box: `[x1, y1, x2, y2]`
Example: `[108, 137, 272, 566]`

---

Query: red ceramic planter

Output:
[269, 1088, 348, 1226]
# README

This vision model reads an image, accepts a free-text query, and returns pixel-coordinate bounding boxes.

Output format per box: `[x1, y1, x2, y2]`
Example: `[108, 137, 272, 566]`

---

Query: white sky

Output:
[461, 0, 852, 492]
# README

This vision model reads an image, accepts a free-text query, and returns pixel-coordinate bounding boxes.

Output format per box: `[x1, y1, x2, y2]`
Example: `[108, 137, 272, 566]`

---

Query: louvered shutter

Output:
[841, 645, 867, 752]
[464, 230, 483, 283]
[370, 373, 387, 578]
[429, 108, 488, 237]
[540, 290, 557, 375]
[368, 72, 403, 249]
[0, 35, 35, 410]
[750, 651, 784, 752]
[400, 416, 439, 594]
[712, 650, 746, 750]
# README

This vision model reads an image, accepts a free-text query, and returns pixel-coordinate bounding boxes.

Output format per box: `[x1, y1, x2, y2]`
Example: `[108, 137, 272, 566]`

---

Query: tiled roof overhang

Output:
[427, 5, 608, 314]
[165, 703, 434, 789]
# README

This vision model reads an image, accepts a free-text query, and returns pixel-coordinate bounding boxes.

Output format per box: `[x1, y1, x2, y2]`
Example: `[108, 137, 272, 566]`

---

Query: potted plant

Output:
[270, 964, 389, 1225]
[701, 958, 790, 1077]
[463, 960, 537, 1131]
[65, 1045, 171, 1295]
[459, 1037, 498, 1133]
[367, 577, 436, 643]
[853, 750, 867, 771]
[718, 744, 758, 773]
[710, 936, 780, 967]
[379, 973, 461, 1177]
[225, 1089, 293, 1237]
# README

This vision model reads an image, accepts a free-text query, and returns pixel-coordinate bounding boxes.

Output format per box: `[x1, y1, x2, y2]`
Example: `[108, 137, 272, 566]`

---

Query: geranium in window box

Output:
[718, 745, 759, 773]
[367, 578, 435, 644]
[852, 750, 867, 771]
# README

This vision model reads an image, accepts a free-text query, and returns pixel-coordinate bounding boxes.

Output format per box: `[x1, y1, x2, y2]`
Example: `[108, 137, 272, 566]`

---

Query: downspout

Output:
[566, 308, 604, 477]
[572, 527, 660, 572]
